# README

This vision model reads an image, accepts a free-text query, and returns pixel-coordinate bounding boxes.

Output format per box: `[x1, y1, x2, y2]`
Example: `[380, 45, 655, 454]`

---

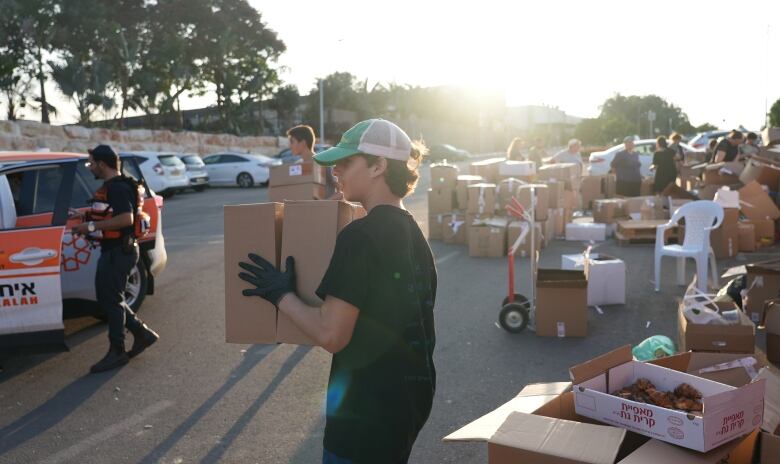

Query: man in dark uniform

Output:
[72, 145, 159, 373]
[712, 130, 744, 163]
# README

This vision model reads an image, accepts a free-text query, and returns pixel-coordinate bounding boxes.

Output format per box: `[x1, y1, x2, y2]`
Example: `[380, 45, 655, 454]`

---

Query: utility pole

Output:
[318, 79, 325, 143]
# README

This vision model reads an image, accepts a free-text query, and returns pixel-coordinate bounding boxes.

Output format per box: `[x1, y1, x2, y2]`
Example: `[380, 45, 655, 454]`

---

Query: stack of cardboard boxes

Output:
[268, 162, 328, 202]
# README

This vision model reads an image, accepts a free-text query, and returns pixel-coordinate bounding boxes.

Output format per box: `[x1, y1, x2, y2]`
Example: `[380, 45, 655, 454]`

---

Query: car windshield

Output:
[159, 155, 185, 167]
[181, 155, 204, 166]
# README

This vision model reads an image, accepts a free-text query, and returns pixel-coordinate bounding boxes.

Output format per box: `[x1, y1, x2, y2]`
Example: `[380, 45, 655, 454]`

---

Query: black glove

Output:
[238, 254, 296, 306]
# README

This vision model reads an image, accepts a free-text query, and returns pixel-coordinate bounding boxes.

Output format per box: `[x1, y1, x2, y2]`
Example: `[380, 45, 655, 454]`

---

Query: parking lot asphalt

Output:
[0, 162, 776, 463]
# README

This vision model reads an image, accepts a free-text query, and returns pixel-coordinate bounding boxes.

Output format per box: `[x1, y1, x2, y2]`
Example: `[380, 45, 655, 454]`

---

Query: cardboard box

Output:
[604, 173, 617, 198]
[456, 174, 484, 210]
[498, 160, 535, 178]
[746, 218, 775, 247]
[744, 260, 780, 324]
[563, 189, 580, 211]
[762, 432, 780, 464]
[428, 188, 456, 215]
[721, 207, 740, 225]
[445, 378, 759, 464]
[442, 212, 467, 245]
[467, 183, 497, 215]
[468, 217, 508, 258]
[430, 163, 459, 190]
[649, 351, 765, 388]
[269, 162, 326, 187]
[762, 300, 780, 364]
[544, 179, 565, 208]
[738, 181, 780, 222]
[549, 207, 565, 237]
[711, 223, 739, 258]
[593, 198, 626, 224]
[224, 203, 283, 344]
[756, 366, 780, 464]
[677, 300, 755, 354]
[469, 157, 505, 183]
[536, 269, 587, 337]
[543, 212, 556, 246]
[581, 175, 605, 210]
[739, 156, 780, 189]
[738, 222, 757, 252]
[507, 221, 542, 258]
[565, 221, 607, 241]
[562, 253, 626, 306]
[516, 183, 549, 221]
[496, 178, 524, 213]
[537, 163, 580, 190]
[704, 162, 742, 185]
[428, 213, 445, 240]
[268, 183, 326, 202]
[762, 127, 780, 146]
[278, 201, 364, 344]
[569, 345, 766, 452]
[623, 196, 656, 215]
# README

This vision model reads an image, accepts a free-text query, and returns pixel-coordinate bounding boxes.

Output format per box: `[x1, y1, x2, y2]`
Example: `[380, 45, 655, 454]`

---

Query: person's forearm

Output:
[277, 293, 332, 349]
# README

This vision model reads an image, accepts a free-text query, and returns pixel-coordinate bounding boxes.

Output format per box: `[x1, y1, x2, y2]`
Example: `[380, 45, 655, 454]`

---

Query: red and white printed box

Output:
[569, 345, 765, 452]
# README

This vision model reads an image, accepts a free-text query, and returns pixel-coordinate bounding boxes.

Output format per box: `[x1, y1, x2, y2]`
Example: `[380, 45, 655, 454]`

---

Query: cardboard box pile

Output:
[224, 200, 364, 345]
[445, 350, 775, 463]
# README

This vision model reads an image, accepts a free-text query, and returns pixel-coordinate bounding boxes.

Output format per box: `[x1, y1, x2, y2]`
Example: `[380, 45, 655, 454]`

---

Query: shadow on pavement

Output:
[0, 370, 119, 455]
[139, 344, 278, 464]
[199, 346, 312, 464]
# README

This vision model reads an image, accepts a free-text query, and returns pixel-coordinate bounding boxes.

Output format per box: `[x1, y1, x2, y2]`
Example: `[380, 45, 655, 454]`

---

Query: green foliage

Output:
[695, 122, 718, 132]
[770, 98, 780, 127]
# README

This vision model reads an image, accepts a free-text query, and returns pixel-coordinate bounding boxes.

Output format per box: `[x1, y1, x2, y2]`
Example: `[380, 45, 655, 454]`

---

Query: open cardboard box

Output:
[677, 300, 755, 354]
[569, 346, 765, 452]
[756, 367, 780, 464]
[744, 259, 780, 324]
[561, 252, 626, 306]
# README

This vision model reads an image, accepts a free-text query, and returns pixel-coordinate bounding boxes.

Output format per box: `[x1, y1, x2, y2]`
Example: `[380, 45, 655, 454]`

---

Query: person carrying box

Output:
[239, 119, 437, 464]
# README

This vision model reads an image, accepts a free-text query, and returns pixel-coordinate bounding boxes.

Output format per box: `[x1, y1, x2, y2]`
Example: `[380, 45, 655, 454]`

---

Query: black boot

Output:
[128, 323, 159, 359]
[90, 344, 129, 374]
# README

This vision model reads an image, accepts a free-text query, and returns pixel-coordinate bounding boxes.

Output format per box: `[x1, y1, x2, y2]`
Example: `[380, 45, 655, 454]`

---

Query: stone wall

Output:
[0, 120, 285, 157]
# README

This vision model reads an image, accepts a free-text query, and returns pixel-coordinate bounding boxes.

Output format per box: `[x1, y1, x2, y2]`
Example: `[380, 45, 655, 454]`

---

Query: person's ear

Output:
[370, 157, 388, 178]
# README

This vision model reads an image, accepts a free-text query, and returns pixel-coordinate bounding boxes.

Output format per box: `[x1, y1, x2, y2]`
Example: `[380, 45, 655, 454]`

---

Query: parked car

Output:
[176, 153, 210, 192]
[120, 151, 189, 198]
[688, 131, 729, 151]
[587, 139, 703, 177]
[201, 153, 282, 187]
[0, 151, 167, 353]
[427, 144, 470, 162]
[274, 144, 332, 164]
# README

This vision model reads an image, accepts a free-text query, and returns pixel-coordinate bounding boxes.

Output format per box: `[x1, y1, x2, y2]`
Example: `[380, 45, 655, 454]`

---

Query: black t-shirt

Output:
[316, 205, 437, 463]
[714, 139, 738, 162]
[101, 177, 135, 250]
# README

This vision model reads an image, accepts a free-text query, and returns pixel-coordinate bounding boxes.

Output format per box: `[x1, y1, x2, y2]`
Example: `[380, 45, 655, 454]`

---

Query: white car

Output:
[176, 153, 210, 191]
[201, 153, 281, 187]
[121, 151, 190, 197]
[587, 140, 702, 177]
[688, 131, 729, 151]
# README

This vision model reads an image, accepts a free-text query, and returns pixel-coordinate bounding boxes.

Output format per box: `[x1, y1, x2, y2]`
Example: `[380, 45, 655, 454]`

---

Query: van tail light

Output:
[153, 163, 164, 175]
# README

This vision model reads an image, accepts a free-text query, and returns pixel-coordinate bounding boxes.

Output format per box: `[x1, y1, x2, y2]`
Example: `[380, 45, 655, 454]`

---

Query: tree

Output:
[50, 53, 114, 124]
[269, 84, 300, 132]
[769, 98, 780, 127]
[16, 0, 59, 123]
[0, 0, 31, 120]
[695, 122, 719, 132]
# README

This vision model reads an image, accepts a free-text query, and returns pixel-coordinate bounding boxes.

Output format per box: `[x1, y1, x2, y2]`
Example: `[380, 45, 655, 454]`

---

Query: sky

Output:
[16, 0, 780, 130]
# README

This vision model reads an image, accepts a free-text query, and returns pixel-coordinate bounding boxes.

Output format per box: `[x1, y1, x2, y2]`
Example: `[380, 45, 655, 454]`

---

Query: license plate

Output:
[171, 169, 181, 176]
[193, 178, 205, 184]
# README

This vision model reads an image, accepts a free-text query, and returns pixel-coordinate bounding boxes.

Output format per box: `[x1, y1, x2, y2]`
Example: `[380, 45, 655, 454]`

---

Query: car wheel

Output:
[125, 260, 148, 312]
[237, 172, 254, 188]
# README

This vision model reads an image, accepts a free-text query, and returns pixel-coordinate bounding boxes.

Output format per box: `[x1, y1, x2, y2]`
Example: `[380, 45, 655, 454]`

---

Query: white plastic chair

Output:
[654, 200, 723, 293]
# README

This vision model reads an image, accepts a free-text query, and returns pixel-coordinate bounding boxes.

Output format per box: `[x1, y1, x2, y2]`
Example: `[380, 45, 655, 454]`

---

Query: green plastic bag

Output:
[632, 335, 676, 361]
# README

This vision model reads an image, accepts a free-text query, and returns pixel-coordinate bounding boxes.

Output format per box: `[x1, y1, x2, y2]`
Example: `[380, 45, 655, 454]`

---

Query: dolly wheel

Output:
[499, 303, 529, 333]
[502, 294, 529, 308]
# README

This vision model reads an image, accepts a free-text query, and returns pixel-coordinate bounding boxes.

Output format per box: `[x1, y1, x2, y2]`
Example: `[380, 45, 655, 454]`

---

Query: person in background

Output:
[669, 132, 685, 161]
[740, 132, 760, 157]
[287, 124, 339, 198]
[706, 138, 719, 163]
[550, 138, 583, 175]
[506, 137, 526, 161]
[712, 130, 744, 163]
[527, 137, 547, 166]
[610, 136, 642, 197]
[651, 136, 678, 193]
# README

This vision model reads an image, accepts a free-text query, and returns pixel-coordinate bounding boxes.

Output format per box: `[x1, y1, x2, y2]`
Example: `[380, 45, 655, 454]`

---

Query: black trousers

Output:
[96, 245, 143, 347]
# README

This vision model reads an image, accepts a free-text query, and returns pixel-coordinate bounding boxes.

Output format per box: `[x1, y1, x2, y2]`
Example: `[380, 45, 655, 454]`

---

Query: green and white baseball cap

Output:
[313, 119, 412, 166]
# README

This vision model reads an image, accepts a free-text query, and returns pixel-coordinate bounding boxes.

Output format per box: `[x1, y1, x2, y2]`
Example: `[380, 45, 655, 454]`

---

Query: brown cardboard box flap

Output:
[649, 352, 765, 387]
[224, 203, 283, 344]
[488, 411, 626, 464]
[537, 269, 587, 288]
[761, 432, 780, 464]
[660, 182, 698, 200]
[443, 382, 571, 442]
[756, 367, 780, 434]
[618, 429, 759, 464]
[569, 345, 632, 385]
[738, 181, 780, 221]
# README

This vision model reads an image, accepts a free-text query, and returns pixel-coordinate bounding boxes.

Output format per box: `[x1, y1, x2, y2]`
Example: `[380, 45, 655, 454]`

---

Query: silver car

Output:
[177, 153, 210, 192]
